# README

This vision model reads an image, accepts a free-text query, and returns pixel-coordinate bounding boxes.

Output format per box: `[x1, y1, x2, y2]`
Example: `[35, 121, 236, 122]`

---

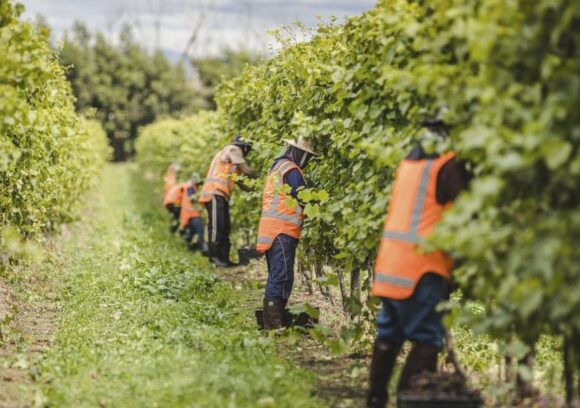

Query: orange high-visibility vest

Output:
[163, 165, 177, 196]
[163, 184, 183, 207]
[199, 147, 240, 203]
[179, 181, 202, 227]
[256, 159, 304, 254]
[372, 152, 456, 300]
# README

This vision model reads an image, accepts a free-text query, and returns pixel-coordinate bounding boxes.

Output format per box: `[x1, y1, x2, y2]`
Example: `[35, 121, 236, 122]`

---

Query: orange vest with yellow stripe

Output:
[199, 147, 240, 203]
[256, 159, 305, 254]
[179, 181, 202, 227]
[163, 165, 177, 196]
[372, 152, 456, 300]
[163, 184, 183, 207]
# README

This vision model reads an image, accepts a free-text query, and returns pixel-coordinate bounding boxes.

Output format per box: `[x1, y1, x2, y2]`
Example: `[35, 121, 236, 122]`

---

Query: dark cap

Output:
[232, 135, 252, 155]
[232, 135, 251, 148]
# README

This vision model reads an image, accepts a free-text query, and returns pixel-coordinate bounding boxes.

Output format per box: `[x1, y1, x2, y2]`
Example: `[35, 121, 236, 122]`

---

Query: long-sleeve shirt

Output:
[271, 157, 306, 199]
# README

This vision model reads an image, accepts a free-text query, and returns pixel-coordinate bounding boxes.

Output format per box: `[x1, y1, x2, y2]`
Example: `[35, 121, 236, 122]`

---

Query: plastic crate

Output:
[237, 248, 261, 265]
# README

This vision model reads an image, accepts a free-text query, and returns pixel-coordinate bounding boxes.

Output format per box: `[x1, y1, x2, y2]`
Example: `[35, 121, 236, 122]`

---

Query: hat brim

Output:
[283, 139, 320, 156]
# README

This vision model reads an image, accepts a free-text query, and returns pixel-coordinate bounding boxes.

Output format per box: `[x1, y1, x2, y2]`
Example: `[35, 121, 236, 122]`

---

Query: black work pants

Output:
[165, 204, 180, 232]
[204, 194, 231, 262]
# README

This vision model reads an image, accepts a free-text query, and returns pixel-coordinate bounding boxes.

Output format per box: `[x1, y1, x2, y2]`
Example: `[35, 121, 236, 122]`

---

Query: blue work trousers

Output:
[376, 273, 449, 349]
[265, 234, 299, 301]
[184, 217, 204, 245]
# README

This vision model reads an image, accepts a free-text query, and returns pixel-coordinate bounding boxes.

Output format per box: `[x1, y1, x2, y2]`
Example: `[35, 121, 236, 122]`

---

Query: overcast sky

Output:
[19, 0, 375, 58]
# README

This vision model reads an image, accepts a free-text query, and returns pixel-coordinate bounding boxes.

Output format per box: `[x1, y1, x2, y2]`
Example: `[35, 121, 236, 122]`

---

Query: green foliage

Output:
[58, 22, 207, 161]
[137, 0, 580, 373]
[0, 1, 109, 256]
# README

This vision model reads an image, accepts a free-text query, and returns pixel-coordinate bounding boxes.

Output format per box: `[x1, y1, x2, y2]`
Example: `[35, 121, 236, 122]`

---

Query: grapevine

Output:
[0, 2, 109, 259]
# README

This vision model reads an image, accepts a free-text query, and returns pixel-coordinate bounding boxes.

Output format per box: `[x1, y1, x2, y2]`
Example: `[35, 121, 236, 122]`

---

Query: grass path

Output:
[26, 164, 322, 407]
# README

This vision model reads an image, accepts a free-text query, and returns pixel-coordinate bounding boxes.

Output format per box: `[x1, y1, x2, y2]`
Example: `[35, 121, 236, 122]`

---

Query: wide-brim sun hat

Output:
[283, 136, 320, 156]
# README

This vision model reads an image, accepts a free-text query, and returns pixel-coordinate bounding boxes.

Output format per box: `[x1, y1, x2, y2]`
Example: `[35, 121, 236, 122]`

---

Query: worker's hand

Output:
[238, 162, 259, 179]
[236, 181, 253, 192]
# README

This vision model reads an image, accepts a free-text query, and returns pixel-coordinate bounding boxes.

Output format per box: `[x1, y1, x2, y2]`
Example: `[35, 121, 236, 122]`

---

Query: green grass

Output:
[38, 164, 321, 407]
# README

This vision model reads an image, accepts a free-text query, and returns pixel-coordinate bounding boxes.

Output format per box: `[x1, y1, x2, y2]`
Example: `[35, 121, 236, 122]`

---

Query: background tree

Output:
[192, 50, 262, 109]
[59, 22, 207, 161]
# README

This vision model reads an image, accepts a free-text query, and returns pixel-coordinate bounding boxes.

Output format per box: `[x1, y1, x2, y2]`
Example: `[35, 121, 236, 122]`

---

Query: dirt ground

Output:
[0, 269, 60, 408]
[285, 340, 369, 407]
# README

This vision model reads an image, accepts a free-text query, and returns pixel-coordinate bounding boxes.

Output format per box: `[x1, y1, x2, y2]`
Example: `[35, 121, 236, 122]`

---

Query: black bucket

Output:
[238, 248, 261, 265]
[255, 307, 319, 330]
[397, 396, 483, 408]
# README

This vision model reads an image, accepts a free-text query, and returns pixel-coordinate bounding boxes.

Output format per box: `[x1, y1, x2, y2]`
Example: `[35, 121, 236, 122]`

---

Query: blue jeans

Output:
[184, 217, 204, 245]
[376, 273, 449, 349]
[265, 234, 299, 301]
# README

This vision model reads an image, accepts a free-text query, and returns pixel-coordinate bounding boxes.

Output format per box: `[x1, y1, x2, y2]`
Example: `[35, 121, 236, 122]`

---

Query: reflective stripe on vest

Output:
[372, 152, 456, 300]
[256, 159, 304, 253]
[257, 236, 274, 245]
[374, 273, 414, 288]
[199, 148, 238, 202]
[179, 182, 201, 226]
[260, 161, 303, 226]
[381, 160, 434, 244]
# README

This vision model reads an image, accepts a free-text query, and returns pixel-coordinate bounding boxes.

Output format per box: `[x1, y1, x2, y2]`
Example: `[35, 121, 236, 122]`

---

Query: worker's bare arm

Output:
[237, 162, 259, 179]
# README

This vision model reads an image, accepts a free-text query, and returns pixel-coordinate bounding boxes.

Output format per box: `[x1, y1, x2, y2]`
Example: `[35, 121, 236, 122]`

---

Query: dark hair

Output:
[286, 146, 313, 169]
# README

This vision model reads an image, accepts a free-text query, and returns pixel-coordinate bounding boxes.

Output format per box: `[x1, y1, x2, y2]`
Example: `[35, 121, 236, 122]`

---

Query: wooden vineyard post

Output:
[335, 268, 348, 312]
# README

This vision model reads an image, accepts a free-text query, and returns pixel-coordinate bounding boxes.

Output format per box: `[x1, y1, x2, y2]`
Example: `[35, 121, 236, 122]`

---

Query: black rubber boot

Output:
[187, 242, 200, 252]
[367, 339, 401, 408]
[263, 298, 285, 330]
[217, 242, 232, 266]
[213, 246, 237, 267]
[397, 342, 439, 393]
[211, 257, 236, 268]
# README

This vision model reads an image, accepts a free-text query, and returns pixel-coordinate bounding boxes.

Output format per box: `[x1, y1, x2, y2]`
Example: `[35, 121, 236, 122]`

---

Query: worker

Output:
[163, 163, 179, 196]
[256, 137, 320, 330]
[199, 136, 259, 267]
[179, 173, 207, 253]
[163, 182, 183, 234]
[366, 118, 470, 408]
